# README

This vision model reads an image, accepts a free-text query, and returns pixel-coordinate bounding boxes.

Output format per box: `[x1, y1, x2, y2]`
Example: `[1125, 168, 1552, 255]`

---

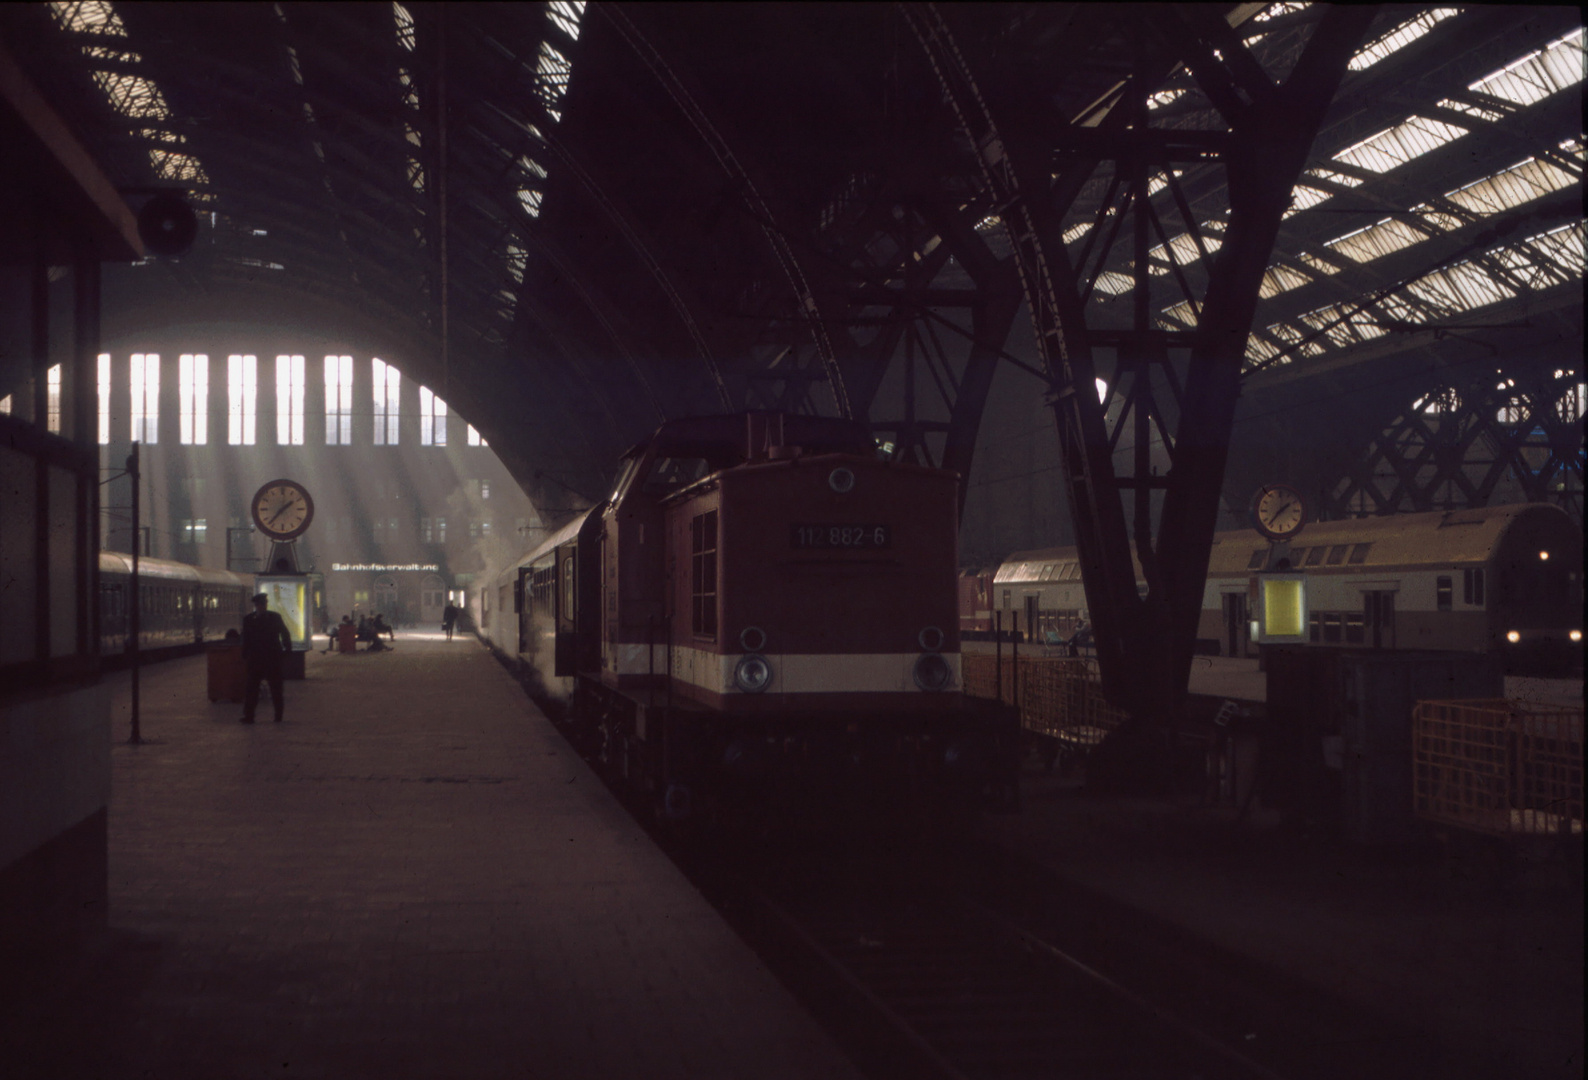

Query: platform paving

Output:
[4, 635, 864, 1080]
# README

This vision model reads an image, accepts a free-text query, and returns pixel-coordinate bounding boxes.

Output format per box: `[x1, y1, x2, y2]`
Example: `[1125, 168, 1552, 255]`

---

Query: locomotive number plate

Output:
[790, 524, 891, 549]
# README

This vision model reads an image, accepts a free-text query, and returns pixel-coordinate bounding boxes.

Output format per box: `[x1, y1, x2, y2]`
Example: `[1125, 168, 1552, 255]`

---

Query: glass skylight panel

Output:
[46, 365, 62, 433]
[1436, 97, 1505, 123]
[420, 387, 447, 446]
[1244, 334, 1282, 366]
[90, 70, 171, 120]
[1326, 216, 1430, 264]
[1304, 167, 1363, 190]
[467, 424, 485, 447]
[1062, 222, 1091, 245]
[276, 354, 305, 446]
[1295, 302, 1389, 349]
[98, 353, 110, 445]
[325, 355, 352, 445]
[1466, 27, 1585, 109]
[1347, 9, 1460, 72]
[1442, 156, 1578, 215]
[1258, 264, 1316, 298]
[228, 354, 256, 446]
[504, 244, 527, 284]
[1148, 232, 1219, 272]
[1283, 184, 1334, 217]
[179, 353, 208, 445]
[130, 352, 159, 444]
[535, 40, 573, 121]
[393, 2, 416, 51]
[1404, 259, 1516, 313]
[48, 1, 127, 36]
[548, 1, 587, 42]
[1160, 300, 1198, 328]
[1146, 88, 1184, 111]
[518, 189, 544, 217]
[1091, 271, 1135, 296]
[1333, 115, 1468, 173]
[372, 358, 400, 445]
[150, 146, 207, 185]
[1253, 2, 1310, 23]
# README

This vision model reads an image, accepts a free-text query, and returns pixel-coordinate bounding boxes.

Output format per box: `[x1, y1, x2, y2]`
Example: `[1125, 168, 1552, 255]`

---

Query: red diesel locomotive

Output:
[477, 412, 1019, 819]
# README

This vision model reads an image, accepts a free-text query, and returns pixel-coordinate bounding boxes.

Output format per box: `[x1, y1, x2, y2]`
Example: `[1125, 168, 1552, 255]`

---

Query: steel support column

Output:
[905, 4, 1376, 746]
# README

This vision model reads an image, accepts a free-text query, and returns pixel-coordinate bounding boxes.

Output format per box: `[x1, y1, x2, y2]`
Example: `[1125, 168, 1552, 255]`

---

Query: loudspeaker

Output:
[137, 193, 198, 257]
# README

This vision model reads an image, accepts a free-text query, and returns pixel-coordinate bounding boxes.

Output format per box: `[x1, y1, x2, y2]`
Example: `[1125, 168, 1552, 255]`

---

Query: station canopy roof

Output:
[3, 2, 1581, 496]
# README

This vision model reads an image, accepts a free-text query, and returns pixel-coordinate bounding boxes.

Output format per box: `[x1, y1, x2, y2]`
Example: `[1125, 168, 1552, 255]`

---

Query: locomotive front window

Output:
[1247, 549, 1266, 570]
[1327, 545, 1349, 565]
[1348, 543, 1372, 564]
[643, 457, 709, 496]
[691, 510, 718, 639]
[1305, 547, 1327, 567]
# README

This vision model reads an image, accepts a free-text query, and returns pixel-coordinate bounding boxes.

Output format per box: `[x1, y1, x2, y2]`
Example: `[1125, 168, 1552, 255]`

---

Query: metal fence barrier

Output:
[962, 653, 1128, 748]
[1412, 699, 1584, 837]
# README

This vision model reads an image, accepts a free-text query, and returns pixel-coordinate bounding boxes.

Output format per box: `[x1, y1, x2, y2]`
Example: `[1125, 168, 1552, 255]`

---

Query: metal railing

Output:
[1413, 699, 1584, 837]
[963, 653, 1128, 747]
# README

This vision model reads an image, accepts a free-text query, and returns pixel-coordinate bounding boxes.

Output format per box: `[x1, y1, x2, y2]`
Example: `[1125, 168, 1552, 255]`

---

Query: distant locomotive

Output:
[983, 503, 1582, 674]
[476, 412, 1019, 819]
[98, 551, 253, 658]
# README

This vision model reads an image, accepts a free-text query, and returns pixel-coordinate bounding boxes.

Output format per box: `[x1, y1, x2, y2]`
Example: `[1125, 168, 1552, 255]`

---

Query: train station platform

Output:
[2, 636, 863, 1080]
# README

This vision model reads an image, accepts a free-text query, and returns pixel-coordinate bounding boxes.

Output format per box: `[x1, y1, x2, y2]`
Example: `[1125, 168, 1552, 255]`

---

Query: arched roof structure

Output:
[2, 2, 1580, 510]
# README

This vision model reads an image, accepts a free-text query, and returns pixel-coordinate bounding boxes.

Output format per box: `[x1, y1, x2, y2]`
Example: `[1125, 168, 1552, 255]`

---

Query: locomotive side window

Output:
[691, 510, 718, 639]
[1436, 576, 1453, 611]
[1344, 612, 1365, 644]
[1463, 567, 1485, 606]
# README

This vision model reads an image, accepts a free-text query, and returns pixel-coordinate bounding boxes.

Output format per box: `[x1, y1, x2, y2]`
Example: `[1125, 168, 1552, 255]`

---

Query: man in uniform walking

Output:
[241, 592, 293, 723]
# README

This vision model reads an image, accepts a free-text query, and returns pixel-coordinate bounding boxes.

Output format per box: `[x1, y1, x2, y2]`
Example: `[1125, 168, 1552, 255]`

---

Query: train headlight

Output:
[919, 626, 945, 651]
[828, 466, 856, 494]
[734, 654, 773, 693]
[1506, 630, 1521, 644]
[914, 652, 952, 692]
[1571, 630, 1582, 643]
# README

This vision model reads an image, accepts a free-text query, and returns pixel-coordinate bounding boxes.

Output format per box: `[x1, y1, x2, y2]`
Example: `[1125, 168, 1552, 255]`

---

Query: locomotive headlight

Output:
[1506, 630, 1521, 643]
[734, 654, 773, 693]
[913, 652, 952, 692]
[1571, 630, 1582, 642]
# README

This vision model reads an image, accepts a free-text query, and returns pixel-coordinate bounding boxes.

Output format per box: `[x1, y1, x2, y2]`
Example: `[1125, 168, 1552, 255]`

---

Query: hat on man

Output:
[253, 593, 269, 604]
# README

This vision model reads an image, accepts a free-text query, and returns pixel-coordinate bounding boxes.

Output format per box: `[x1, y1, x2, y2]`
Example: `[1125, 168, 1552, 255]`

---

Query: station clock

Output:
[251, 478, 315, 542]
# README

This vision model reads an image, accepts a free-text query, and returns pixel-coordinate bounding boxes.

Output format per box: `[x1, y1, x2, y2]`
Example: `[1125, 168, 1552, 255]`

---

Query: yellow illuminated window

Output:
[1263, 578, 1305, 638]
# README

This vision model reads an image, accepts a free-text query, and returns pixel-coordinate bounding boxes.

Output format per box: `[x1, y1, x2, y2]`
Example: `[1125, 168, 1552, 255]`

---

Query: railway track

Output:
[717, 841, 1284, 1080]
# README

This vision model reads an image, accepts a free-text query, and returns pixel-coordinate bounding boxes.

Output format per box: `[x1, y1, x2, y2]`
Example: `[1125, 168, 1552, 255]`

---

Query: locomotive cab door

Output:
[554, 547, 578, 677]
[1222, 593, 1250, 657]
[1365, 590, 1396, 649]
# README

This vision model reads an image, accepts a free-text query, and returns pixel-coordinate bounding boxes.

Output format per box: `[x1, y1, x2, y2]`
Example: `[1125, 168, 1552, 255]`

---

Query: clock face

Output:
[1253, 484, 1306, 541]
[252, 479, 315, 541]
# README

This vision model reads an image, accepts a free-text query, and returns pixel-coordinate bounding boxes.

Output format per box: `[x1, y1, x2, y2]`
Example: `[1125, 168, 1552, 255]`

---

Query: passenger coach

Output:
[981, 503, 1581, 674]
